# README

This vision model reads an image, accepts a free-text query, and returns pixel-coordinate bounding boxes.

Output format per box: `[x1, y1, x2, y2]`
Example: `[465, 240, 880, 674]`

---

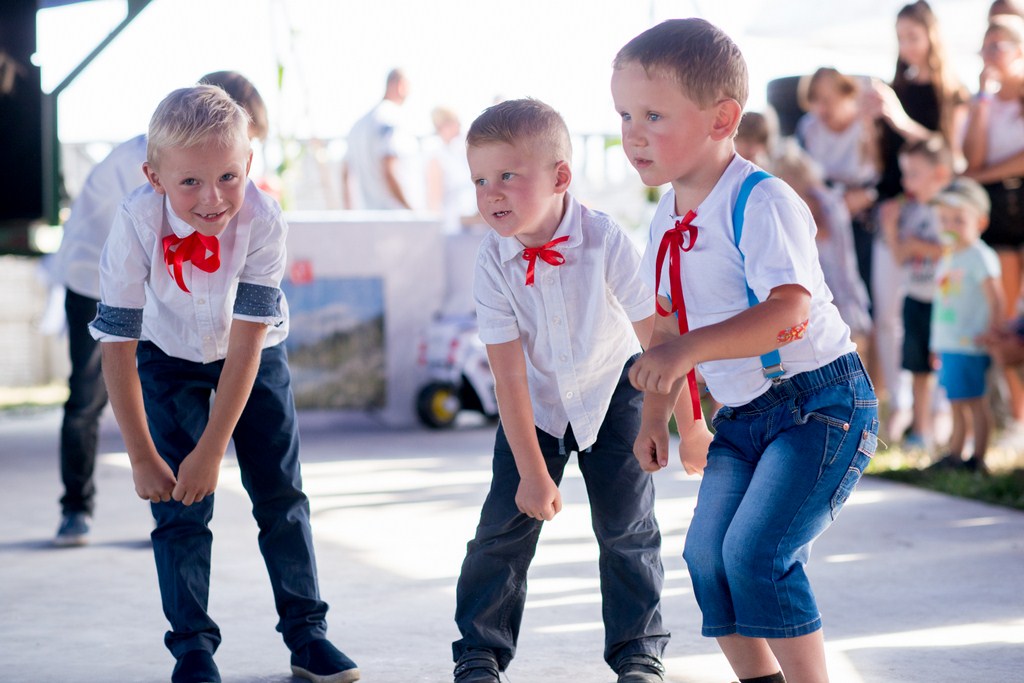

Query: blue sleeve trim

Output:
[92, 303, 143, 339]
[234, 282, 282, 318]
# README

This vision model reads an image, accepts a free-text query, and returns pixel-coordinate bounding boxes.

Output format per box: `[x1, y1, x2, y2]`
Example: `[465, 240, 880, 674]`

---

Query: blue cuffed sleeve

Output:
[233, 282, 283, 323]
[90, 303, 143, 339]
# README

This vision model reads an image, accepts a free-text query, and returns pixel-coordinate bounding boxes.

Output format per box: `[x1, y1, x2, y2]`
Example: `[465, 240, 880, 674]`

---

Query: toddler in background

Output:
[877, 135, 952, 450]
[931, 177, 1002, 473]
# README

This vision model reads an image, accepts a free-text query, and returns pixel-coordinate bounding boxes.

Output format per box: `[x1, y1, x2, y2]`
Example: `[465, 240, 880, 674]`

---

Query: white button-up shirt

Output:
[89, 180, 289, 363]
[474, 194, 653, 450]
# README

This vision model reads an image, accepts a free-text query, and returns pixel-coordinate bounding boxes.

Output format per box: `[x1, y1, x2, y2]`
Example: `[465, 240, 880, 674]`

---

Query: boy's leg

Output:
[453, 424, 570, 671]
[137, 342, 222, 658]
[230, 344, 329, 652]
[578, 362, 669, 670]
[59, 289, 108, 518]
[968, 396, 993, 460]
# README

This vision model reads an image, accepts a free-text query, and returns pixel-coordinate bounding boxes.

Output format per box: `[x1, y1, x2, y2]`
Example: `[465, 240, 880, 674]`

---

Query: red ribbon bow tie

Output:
[522, 235, 570, 286]
[162, 231, 221, 293]
[654, 210, 701, 422]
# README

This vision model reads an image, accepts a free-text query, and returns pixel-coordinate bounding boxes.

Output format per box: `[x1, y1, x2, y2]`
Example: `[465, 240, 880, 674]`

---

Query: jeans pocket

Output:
[830, 427, 877, 520]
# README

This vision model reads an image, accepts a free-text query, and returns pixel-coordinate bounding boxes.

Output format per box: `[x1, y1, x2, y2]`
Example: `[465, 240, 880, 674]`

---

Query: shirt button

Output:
[197, 298, 206, 305]
[560, 354, 568, 362]
[546, 277, 554, 285]
[203, 335, 211, 342]
[552, 316, 561, 324]
[566, 391, 574, 399]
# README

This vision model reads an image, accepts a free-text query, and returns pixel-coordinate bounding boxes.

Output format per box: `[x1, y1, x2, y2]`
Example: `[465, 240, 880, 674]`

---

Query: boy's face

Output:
[937, 203, 985, 248]
[467, 140, 570, 247]
[611, 61, 721, 190]
[810, 79, 857, 131]
[898, 153, 949, 203]
[143, 135, 252, 237]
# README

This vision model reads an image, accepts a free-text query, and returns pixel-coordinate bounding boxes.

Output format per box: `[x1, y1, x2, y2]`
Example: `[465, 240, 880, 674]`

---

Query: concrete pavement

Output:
[1, 407, 1022, 682]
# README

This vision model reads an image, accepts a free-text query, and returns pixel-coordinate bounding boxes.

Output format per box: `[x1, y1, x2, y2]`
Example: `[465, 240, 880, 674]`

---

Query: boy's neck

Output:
[516, 193, 569, 249]
[671, 147, 736, 216]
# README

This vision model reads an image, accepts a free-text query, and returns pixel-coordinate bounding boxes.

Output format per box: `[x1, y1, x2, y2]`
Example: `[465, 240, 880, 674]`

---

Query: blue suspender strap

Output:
[732, 170, 786, 381]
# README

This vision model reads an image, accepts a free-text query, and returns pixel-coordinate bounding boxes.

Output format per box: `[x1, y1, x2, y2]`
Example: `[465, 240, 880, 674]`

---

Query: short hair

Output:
[798, 67, 860, 111]
[613, 18, 748, 109]
[899, 133, 952, 169]
[736, 110, 776, 148]
[199, 71, 268, 141]
[987, 13, 1024, 44]
[147, 85, 251, 167]
[466, 98, 572, 163]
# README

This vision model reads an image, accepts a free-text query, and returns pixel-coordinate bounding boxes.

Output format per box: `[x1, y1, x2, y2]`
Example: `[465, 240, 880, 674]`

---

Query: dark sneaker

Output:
[925, 453, 965, 471]
[616, 653, 665, 683]
[291, 639, 360, 683]
[54, 512, 90, 547]
[171, 650, 220, 683]
[453, 649, 500, 682]
[964, 456, 990, 476]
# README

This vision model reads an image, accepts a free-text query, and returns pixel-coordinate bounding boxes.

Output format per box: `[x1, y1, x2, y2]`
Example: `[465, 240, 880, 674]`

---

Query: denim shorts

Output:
[682, 352, 878, 639]
[938, 352, 991, 400]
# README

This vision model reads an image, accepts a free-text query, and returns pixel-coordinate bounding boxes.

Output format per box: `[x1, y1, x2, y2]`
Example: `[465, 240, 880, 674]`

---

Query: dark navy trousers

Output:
[136, 341, 327, 657]
[453, 357, 669, 671]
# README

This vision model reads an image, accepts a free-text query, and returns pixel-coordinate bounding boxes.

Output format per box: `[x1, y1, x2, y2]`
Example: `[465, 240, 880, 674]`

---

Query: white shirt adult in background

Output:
[342, 68, 419, 210]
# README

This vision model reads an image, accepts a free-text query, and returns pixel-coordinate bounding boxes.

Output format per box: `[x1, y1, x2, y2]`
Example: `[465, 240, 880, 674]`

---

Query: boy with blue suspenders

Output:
[611, 19, 879, 683]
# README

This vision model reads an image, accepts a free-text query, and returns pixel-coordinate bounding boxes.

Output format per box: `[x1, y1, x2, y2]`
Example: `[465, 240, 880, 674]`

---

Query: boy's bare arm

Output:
[632, 314, 655, 350]
[634, 305, 685, 472]
[172, 320, 268, 506]
[630, 285, 811, 395]
[101, 341, 176, 503]
[486, 339, 562, 521]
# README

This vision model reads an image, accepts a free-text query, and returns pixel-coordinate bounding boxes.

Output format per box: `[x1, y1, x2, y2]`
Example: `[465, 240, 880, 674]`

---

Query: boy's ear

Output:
[142, 162, 166, 195]
[710, 98, 743, 142]
[554, 159, 572, 193]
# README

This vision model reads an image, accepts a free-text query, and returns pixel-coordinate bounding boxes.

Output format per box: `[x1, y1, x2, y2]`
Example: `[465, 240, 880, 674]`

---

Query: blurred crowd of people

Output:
[736, 0, 1024, 474]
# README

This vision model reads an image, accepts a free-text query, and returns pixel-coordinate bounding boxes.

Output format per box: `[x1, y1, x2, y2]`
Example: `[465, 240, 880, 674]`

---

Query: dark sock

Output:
[740, 673, 786, 683]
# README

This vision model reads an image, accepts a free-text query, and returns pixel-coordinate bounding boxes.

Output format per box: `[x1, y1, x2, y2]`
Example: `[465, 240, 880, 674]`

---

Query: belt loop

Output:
[558, 437, 566, 456]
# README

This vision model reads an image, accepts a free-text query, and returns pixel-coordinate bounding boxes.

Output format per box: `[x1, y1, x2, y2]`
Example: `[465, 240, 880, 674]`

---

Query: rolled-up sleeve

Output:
[235, 206, 287, 327]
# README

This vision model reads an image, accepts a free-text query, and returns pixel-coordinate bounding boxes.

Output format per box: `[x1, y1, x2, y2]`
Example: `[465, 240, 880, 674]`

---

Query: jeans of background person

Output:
[60, 288, 108, 516]
[137, 341, 328, 658]
[453, 357, 669, 671]
[683, 353, 878, 638]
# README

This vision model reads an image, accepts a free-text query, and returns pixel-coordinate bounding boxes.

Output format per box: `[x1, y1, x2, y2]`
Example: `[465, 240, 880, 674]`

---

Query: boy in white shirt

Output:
[611, 19, 879, 683]
[452, 99, 691, 683]
[89, 85, 358, 683]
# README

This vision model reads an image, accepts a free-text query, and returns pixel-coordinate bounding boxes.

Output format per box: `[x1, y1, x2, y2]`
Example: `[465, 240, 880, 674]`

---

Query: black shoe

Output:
[454, 649, 500, 682]
[964, 456, 990, 475]
[171, 650, 220, 683]
[290, 639, 360, 683]
[53, 512, 90, 547]
[926, 453, 965, 471]
[616, 653, 665, 682]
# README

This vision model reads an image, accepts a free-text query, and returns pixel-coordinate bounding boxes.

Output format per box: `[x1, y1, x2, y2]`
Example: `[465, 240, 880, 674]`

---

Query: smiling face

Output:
[936, 203, 985, 249]
[898, 152, 950, 204]
[611, 61, 723, 194]
[467, 139, 570, 247]
[809, 76, 859, 132]
[981, 25, 1024, 78]
[143, 135, 252, 237]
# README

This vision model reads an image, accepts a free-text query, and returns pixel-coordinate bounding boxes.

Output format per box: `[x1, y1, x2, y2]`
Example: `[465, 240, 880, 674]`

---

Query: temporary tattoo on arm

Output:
[777, 319, 809, 344]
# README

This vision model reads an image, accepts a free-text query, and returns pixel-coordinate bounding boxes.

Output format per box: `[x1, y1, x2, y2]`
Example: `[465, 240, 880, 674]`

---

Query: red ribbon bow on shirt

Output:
[522, 235, 570, 286]
[654, 210, 702, 422]
[162, 232, 221, 293]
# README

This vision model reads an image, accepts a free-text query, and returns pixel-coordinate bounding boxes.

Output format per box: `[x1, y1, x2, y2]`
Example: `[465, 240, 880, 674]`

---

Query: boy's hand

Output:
[516, 473, 562, 521]
[634, 418, 671, 472]
[172, 446, 223, 506]
[678, 421, 713, 476]
[131, 455, 177, 504]
[629, 341, 690, 394]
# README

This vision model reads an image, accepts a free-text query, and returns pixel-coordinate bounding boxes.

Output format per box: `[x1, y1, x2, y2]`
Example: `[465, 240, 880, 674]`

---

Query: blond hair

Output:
[798, 67, 860, 111]
[613, 18, 748, 109]
[466, 98, 572, 163]
[147, 85, 251, 167]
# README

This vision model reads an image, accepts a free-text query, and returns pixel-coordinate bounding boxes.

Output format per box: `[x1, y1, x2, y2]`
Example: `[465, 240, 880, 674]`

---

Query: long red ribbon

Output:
[653, 210, 702, 422]
[162, 232, 221, 293]
[522, 235, 570, 286]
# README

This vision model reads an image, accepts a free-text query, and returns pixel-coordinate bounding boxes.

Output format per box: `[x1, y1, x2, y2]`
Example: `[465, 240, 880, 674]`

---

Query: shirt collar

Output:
[164, 198, 196, 239]
[497, 193, 583, 264]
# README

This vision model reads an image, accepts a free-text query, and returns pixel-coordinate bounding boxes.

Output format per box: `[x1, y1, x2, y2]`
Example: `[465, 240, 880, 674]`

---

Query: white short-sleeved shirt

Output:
[796, 113, 878, 188]
[640, 155, 855, 407]
[474, 194, 653, 450]
[55, 134, 148, 299]
[344, 100, 418, 210]
[89, 180, 289, 363]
